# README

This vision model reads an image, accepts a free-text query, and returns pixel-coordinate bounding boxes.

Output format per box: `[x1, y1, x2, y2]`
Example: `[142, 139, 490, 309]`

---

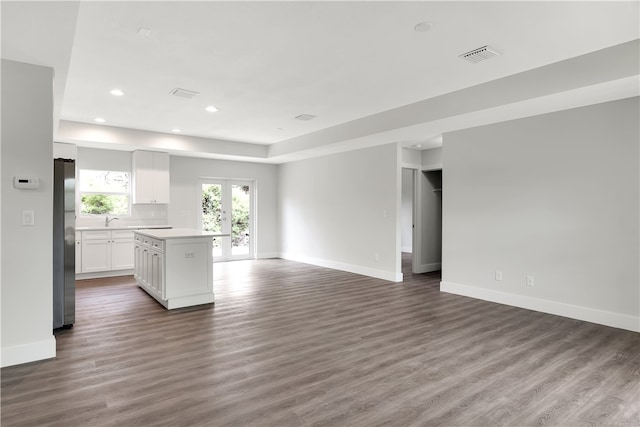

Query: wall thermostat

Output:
[13, 176, 39, 190]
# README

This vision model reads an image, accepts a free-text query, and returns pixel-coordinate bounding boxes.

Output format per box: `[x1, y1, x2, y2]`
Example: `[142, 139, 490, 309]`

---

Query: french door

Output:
[200, 179, 254, 261]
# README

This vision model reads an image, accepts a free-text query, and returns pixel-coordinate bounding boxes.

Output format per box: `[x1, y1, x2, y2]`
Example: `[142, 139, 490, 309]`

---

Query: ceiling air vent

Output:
[170, 88, 199, 99]
[295, 114, 317, 121]
[459, 45, 500, 64]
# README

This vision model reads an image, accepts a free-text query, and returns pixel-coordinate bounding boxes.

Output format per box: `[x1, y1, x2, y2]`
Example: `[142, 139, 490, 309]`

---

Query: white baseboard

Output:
[440, 281, 640, 332]
[1, 336, 56, 368]
[415, 262, 441, 274]
[256, 252, 280, 259]
[281, 252, 402, 282]
[401, 246, 413, 254]
[76, 269, 133, 280]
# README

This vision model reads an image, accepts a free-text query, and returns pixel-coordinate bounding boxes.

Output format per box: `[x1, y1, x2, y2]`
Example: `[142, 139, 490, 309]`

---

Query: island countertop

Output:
[135, 228, 229, 240]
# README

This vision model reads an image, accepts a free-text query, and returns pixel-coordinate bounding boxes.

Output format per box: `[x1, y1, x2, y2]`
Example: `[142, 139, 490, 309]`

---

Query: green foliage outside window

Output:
[79, 169, 130, 216]
[81, 194, 129, 215]
[201, 184, 250, 247]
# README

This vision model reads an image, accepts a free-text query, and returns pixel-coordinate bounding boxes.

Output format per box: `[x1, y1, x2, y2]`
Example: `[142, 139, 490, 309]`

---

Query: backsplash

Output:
[76, 204, 169, 228]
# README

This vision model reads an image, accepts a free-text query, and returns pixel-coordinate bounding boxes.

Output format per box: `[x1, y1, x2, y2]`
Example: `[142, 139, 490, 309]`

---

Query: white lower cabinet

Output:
[134, 230, 215, 309]
[134, 240, 164, 300]
[81, 230, 134, 273]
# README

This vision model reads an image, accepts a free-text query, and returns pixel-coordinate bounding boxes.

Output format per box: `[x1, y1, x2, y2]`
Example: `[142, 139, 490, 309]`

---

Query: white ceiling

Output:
[2, 1, 639, 163]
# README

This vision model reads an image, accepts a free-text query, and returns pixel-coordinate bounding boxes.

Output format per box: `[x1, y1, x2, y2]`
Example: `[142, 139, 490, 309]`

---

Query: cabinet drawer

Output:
[112, 230, 134, 240]
[150, 238, 164, 253]
[82, 230, 110, 240]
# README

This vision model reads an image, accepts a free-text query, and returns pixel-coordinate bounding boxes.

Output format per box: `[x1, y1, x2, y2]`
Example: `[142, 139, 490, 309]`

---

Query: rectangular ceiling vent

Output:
[295, 114, 317, 121]
[459, 45, 500, 64]
[170, 88, 199, 99]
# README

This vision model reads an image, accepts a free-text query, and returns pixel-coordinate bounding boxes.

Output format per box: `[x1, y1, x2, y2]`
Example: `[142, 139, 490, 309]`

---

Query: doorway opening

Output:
[402, 168, 442, 276]
[199, 179, 255, 261]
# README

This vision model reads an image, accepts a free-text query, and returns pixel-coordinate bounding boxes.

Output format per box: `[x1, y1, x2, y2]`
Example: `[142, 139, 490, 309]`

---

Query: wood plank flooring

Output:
[2, 256, 639, 426]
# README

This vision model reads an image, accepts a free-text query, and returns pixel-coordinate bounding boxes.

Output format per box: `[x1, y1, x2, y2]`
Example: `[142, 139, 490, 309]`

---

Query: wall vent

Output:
[295, 114, 317, 121]
[170, 88, 199, 99]
[459, 45, 500, 63]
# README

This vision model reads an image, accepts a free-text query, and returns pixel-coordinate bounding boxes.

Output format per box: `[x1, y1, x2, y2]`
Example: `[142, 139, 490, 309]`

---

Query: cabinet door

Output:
[141, 247, 151, 286]
[132, 150, 155, 204]
[112, 239, 134, 270]
[150, 251, 164, 298]
[152, 152, 170, 204]
[81, 239, 111, 273]
[134, 244, 142, 279]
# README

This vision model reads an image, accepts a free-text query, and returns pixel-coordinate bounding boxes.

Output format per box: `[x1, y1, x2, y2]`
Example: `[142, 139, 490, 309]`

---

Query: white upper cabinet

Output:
[132, 150, 170, 204]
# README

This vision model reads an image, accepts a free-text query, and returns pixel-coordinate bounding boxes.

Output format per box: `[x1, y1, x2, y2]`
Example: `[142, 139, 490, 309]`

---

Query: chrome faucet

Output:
[105, 216, 119, 227]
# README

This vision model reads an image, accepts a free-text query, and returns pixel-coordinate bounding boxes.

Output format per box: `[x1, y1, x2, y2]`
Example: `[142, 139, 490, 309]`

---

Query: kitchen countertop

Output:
[77, 225, 173, 231]
[135, 228, 229, 240]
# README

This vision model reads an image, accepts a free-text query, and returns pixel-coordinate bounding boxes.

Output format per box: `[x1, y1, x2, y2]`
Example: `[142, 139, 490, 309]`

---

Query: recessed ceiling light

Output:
[414, 21, 434, 32]
[137, 27, 152, 38]
[110, 89, 124, 96]
[94, 117, 105, 123]
[171, 128, 181, 133]
[205, 106, 218, 113]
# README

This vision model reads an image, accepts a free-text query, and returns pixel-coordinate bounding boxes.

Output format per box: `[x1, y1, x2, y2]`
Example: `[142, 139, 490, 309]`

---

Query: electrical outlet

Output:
[495, 270, 503, 281]
[526, 275, 535, 287]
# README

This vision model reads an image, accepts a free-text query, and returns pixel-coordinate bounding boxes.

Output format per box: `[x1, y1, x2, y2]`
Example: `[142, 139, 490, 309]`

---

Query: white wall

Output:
[401, 147, 422, 169]
[401, 168, 414, 253]
[1, 60, 56, 367]
[441, 97, 640, 331]
[75, 147, 169, 228]
[169, 156, 279, 258]
[279, 143, 401, 281]
[422, 147, 442, 170]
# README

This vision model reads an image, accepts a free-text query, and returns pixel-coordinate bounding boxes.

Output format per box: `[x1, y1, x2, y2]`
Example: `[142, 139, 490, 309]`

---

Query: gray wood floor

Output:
[2, 256, 639, 426]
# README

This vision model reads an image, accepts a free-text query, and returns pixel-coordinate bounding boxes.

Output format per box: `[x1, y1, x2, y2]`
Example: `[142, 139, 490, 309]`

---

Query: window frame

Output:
[78, 169, 132, 217]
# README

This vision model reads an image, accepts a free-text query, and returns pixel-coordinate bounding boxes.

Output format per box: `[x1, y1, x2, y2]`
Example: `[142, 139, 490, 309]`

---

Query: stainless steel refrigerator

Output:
[53, 158, 75, 329]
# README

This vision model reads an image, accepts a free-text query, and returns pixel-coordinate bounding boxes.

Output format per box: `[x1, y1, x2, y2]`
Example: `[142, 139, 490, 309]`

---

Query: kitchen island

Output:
[133, 229, 228, 309]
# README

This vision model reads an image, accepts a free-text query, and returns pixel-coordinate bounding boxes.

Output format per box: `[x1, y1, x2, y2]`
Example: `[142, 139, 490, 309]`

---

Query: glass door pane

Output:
[201, 179, 254, 261]
[231, 184, 251, 256]
[201, 182, 225, 258]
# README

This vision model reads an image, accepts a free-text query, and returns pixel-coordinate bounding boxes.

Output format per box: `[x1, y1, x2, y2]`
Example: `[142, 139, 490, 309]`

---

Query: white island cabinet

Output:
[134, 229, 227, 309]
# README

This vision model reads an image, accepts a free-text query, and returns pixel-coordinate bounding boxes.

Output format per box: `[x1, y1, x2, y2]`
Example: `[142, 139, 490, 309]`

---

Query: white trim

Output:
[76, 269, 133, 280]
[414, 262, 441, 274]
[401, 246, 413, 254]
[1, 336, 56, 368]
[401, 161, 422, 170]
[422, 162, 443, 171]
[440, 281, 640, 332]
[256, 252, 280, 259]
[281, 252, 402, 282]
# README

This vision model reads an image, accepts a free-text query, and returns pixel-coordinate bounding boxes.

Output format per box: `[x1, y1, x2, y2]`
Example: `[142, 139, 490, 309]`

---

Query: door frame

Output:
[197, 177, 256, 262]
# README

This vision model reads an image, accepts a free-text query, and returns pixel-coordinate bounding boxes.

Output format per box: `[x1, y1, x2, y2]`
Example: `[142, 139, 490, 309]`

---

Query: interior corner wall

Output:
[168, 156, 280, 258]
[279, 143, 401, 281]
[1, 59, 56, 366]
[441, 97, 640, 332]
